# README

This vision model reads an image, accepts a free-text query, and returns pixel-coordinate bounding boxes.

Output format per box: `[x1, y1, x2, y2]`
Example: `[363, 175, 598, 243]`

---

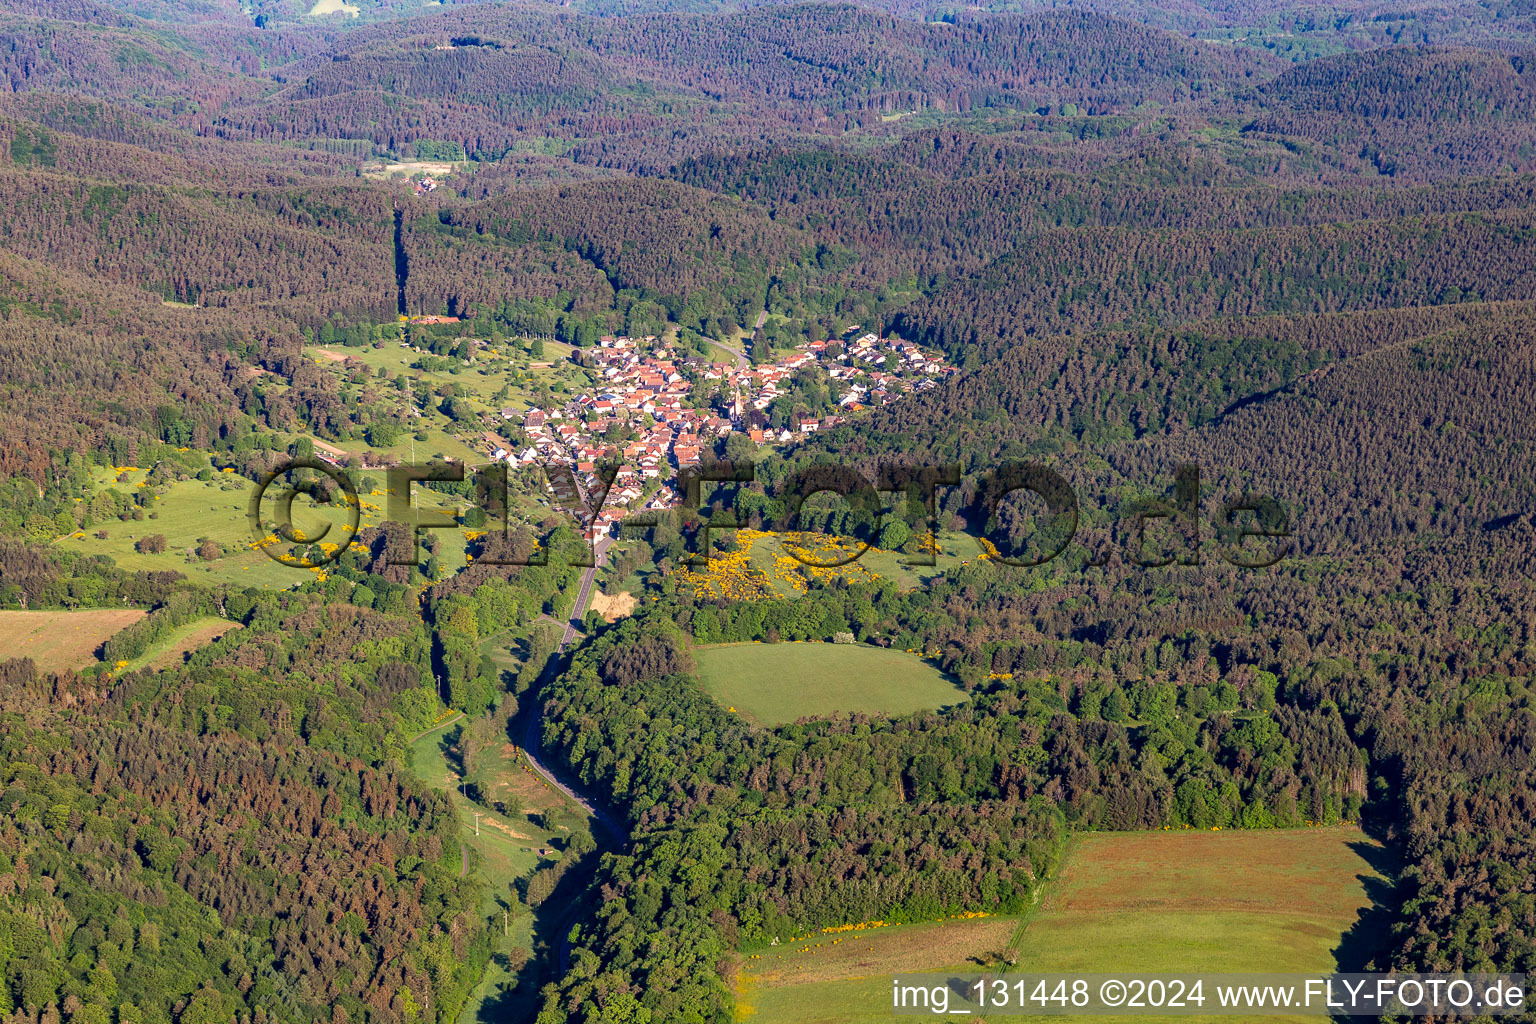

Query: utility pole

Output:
[474, 811, 481, 837]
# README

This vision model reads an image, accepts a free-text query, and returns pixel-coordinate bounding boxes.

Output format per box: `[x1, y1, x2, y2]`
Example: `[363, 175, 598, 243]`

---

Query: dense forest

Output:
[0, 0, 1533, 1022]
[0, 574, 484, 1024]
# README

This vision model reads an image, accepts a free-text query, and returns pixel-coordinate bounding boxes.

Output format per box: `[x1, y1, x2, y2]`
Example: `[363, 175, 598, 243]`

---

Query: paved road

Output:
[518, 536, 623, 839]
[711, 311, 767, 369]
[712, 336, 749, 370]
[560, 537, 610, 647]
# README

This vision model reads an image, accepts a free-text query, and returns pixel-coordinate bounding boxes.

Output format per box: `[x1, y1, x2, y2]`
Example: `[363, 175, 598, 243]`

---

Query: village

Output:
[483, 331, 954, 539]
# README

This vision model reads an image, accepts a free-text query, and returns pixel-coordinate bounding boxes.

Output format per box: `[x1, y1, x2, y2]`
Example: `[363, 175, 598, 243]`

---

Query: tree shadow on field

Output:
[470, 847, 602, 1023]
[438, 722, 466, 778]
[1331, 839, 1403, 974]
[473, 892, 543, 1024]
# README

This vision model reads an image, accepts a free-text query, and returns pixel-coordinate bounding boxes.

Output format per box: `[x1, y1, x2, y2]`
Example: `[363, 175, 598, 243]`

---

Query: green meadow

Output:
[410, 713, 577, 1024]
[695, 642, 968, 726]
[738, 826, 1392, 1024]
[57, 468, 310, 590]
[300, 338, 590, 464]
[57, 465, 473, 589]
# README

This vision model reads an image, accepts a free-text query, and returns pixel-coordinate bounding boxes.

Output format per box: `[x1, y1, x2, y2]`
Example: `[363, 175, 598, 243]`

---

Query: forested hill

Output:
[1245, 47, 1536, 177]
[78, 0, 1534, 55]
[204, 7, 1273, 165]
[6, 0, 1534, 183]
[894, 207, 1536, 363]
[0, 580, 489, 1024]
[571, 0, 1536, 52]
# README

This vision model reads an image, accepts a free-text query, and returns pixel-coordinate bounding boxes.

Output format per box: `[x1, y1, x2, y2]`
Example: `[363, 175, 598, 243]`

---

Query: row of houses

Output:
[486, 332, 950, 539]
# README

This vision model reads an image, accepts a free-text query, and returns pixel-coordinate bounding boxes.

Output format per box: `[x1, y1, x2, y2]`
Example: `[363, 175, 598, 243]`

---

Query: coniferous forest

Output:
[0, 0, 1533, 1022]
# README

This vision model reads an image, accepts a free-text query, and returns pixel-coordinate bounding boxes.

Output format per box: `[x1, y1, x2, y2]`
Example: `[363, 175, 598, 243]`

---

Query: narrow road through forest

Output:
[518, 536, 623, 839]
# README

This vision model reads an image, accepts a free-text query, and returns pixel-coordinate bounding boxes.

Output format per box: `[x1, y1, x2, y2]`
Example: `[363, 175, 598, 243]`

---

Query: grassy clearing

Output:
[704, 341, 743, 365]
[674, 529, 986, 601]
[1017, 828, 1391, 976]
[305, 339, 583, 405]
[695, 642, 967, 726]
[121, 616, 242, 673]
[307, 0, 359, 16]
[674, 528, 973, 603]
[480, 631, 527, 680]
[56, 468, 309, 590]
[409, 712, 581, 1024]
[55, 465, 469, 590]
[738, 915, 1015, 1023]
[0, 609, 147, 673]
[737, 826, 1390, 1023]
[361, 160, 455, 178]
[298, 340, 590, 469]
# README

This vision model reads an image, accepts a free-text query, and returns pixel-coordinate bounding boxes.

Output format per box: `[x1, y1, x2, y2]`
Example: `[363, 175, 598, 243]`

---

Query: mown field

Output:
[0, 608, 147, 673]
[695, 642, 968, 726]
[734, 913, 1017, 1022]
[737, 826, 1391, 1023]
